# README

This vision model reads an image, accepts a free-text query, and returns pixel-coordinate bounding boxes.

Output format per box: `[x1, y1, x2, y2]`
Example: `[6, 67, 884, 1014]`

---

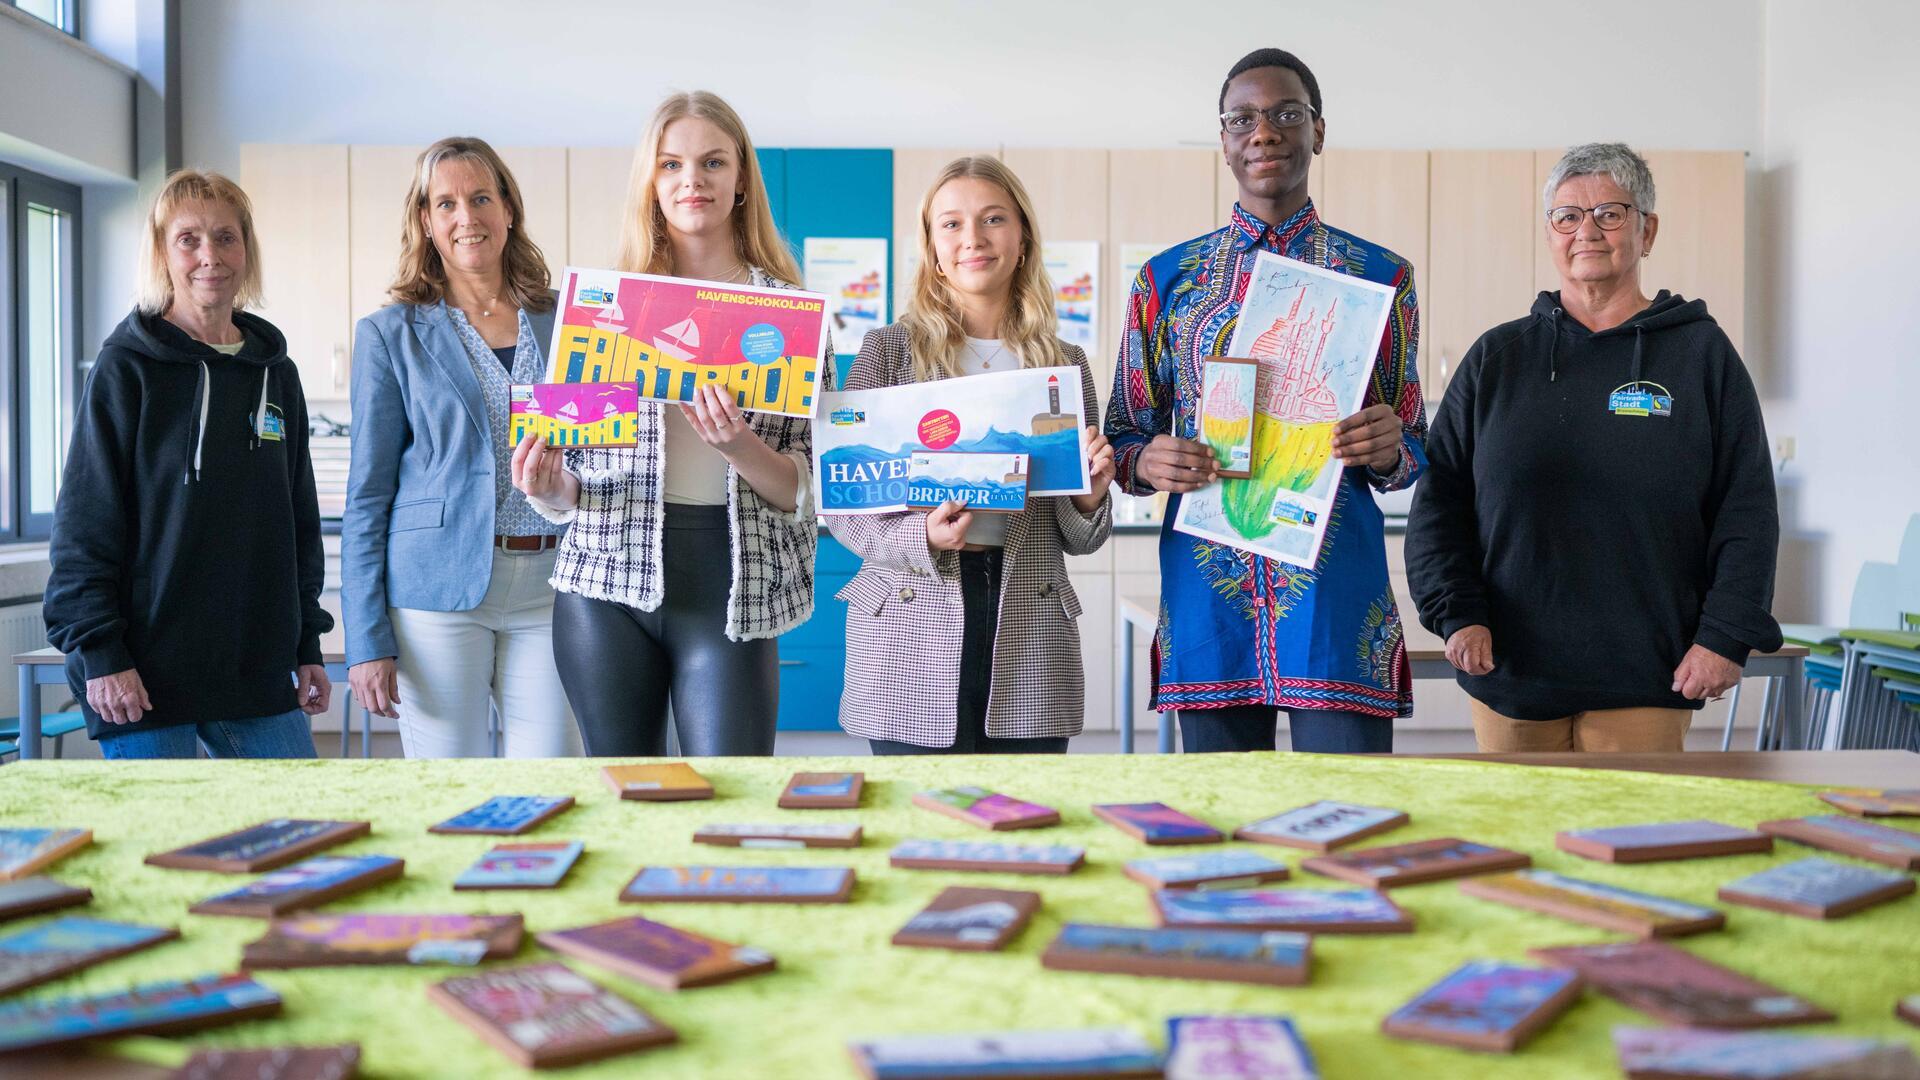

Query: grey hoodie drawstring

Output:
[187, 361, 211, 483]
[1548, 308, 1562, 382]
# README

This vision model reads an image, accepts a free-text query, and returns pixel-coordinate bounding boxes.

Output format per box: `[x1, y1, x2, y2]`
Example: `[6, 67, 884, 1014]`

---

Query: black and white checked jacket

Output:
[827, 324, 1113, 746]
[534, 268, 824, 642]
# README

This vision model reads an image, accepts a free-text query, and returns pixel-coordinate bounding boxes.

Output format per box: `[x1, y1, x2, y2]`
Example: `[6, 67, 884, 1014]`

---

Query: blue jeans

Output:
[98, 708, 318, 760]
[1177, 705, 1393, 754]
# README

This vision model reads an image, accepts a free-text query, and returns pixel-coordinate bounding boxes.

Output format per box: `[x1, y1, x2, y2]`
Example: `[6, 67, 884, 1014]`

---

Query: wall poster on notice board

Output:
[1172, 251, 1395, 569]
[803, 238, 887, 356]
[1041, 241, 1099, 359]
[545, 267, 830, 419]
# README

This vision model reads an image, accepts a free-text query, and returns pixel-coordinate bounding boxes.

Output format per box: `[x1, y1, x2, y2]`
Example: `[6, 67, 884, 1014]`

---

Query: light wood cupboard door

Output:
[1532, 149, 1745, 354]
[347, 145, 420, 330]
[1317, 149, 1428, 283]
[241, 144, 351, 402]
[891, 147, 998, 315]
[499, 147, 570, 291]
[1214, 149, 1325, 225]
[1002, 148, 1110, 403]
[1106, 149, 1215, 390]
[567, 147, 635, 277]
[1638, 150, 1745, 354]
[1425, 151, 1536, 401]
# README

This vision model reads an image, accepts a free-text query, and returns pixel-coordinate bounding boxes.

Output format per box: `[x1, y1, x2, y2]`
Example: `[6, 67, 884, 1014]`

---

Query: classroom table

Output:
[10, 647, 360, 762]
[1116, 594, 1813, 754]
[0, 753, 1915, 1078]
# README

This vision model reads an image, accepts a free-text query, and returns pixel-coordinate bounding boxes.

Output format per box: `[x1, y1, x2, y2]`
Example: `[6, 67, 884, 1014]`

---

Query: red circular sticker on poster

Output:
[918, 409, 960, 450]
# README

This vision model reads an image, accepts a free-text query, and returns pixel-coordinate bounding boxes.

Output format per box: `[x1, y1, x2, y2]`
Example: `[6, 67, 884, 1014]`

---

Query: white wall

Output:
[179, 0, 1763, 165]
[0, 7, 135, 181]
[1760, 1, 1920, 624]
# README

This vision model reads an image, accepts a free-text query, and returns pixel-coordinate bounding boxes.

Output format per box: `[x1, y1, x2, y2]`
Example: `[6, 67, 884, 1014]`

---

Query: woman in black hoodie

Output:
[43, 170, 333, 758]
[1406, 143, 1781, 752]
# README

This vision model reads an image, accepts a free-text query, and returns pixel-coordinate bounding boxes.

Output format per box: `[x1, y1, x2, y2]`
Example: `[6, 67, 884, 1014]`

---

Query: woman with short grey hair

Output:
[1406, 142, 1780, 752]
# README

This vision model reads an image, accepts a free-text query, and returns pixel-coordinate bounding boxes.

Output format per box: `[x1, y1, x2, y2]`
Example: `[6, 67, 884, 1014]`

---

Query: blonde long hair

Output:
[902, 156, 1062, 382]
[616, 91, 800, 286]
[136, 170, 265, 315]
[388, 137, 553, 312]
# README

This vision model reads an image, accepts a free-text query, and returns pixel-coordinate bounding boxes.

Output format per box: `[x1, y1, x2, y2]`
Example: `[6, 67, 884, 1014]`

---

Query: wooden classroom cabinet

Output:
[240, 144, 352, 402]
[1425, 150, 1537, 401]
[567, 146, 633, 283]
[1106, 149, 1216, 392]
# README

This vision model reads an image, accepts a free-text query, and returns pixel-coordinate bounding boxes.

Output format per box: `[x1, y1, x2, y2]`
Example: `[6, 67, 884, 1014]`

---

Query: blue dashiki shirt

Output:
[1104, 201, 1427, 719]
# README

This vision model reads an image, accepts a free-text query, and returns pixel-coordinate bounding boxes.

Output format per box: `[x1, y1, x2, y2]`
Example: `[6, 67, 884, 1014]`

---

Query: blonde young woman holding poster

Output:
[832, 156, 1115, 755]
[510, 92, 821, 756]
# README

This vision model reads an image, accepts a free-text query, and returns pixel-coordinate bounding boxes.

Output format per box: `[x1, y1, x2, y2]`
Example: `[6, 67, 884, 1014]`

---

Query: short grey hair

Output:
[1543, 142, 1656, 219]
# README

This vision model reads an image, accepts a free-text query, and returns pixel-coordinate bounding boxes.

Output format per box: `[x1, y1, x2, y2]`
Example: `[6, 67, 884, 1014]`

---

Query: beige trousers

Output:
[1468, 697, 1692, 752]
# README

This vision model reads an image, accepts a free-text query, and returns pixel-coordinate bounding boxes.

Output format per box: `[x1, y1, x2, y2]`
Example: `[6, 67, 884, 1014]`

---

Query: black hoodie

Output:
[44, 308, 332, 738]
[1406, 291, 1782, 720]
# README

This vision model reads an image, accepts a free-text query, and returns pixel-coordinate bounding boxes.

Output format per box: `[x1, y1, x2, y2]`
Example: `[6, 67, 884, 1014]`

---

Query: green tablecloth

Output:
[1, 755, 1916, 1078]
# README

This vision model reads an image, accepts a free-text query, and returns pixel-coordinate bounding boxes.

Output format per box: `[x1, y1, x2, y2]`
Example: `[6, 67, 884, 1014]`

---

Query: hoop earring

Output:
[734, 192, 745, 207]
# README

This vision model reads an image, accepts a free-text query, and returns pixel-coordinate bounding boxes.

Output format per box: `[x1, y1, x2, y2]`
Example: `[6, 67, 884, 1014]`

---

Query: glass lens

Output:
[1548, 207, 1584, 233]
[1222, 111, 1259, 132]
[1592, 203, 1630, 230]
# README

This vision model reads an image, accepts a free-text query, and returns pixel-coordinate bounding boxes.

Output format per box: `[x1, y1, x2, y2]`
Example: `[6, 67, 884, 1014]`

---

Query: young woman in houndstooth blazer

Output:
[510, 92, 824, 756]
[831, 157, 1116, 754]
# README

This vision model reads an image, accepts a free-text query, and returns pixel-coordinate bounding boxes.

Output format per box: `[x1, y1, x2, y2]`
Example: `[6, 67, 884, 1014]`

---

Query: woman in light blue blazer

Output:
[343, 137, 579, 758]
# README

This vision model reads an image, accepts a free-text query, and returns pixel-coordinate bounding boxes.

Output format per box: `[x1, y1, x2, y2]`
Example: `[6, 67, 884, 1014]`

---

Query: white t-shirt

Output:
[955, 338, 1013, 547]
[662, 405, 731, 506]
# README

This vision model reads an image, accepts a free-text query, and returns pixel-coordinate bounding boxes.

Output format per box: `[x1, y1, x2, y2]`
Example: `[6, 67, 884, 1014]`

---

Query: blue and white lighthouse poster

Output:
[813, 367, 1091, 516]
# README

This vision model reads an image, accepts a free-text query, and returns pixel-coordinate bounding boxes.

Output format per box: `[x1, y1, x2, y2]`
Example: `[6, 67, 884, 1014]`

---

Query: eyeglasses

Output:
[1546, 202, 1643, 234]
[1219, 102, 1316, 135]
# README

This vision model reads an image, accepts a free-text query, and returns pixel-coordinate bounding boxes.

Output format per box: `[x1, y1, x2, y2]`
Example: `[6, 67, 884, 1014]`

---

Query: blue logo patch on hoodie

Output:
[249, 402, 286, 442]
[1608, 382, 1673, 418]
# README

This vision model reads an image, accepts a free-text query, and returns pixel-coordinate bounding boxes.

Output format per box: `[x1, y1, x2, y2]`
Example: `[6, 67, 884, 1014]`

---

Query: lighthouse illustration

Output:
[1030, 373, 1076, 435]
[1248, 286, 1340, 424]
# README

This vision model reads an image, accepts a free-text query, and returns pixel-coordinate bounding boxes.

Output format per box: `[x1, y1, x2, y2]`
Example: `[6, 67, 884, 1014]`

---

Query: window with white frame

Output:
[1, 161, 83, 541]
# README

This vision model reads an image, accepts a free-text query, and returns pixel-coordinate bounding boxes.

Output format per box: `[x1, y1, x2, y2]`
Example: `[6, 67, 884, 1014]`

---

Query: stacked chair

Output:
[1776, 514, 1920, 750]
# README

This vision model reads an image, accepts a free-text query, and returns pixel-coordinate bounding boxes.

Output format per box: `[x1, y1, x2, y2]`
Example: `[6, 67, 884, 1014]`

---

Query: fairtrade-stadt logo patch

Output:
[1608, 381, 1673, 418]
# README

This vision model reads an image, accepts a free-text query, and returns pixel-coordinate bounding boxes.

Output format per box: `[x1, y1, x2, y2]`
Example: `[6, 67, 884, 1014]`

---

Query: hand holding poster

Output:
[546, 267, 831, 418]
[814, 368, 1090, 515]
[1173, 251, 1397, 568]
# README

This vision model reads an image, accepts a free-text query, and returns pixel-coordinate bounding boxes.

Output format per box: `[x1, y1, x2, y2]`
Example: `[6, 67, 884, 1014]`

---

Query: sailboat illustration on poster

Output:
[591, 295, 627, 334]
[656, 315, 700, 362]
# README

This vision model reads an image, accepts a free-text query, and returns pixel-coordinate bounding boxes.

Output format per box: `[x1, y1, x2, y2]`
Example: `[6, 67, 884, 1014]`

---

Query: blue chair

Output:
[0, 710, 87, 760]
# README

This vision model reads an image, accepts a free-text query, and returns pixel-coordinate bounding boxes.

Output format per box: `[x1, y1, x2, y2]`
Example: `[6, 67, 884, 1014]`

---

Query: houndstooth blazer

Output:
[828, 324, 1113, 746]
[535, 267, 826, 642]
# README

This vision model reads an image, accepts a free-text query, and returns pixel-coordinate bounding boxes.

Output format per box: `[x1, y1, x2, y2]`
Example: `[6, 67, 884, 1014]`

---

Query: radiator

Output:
[0, 602, 50, 717]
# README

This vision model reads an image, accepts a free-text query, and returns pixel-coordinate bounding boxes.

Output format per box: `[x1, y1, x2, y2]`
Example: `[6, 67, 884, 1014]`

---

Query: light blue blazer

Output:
[341, 300, 556, 667]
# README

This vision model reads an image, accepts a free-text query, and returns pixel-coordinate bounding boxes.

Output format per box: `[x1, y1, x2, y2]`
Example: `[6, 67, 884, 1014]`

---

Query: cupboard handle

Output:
[779, 659, 806, 667]
[332, 345, 346, 388]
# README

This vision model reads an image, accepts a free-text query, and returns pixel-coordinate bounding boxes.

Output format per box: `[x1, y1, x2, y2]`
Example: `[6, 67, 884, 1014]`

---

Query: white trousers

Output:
[388, 548, 581, 759]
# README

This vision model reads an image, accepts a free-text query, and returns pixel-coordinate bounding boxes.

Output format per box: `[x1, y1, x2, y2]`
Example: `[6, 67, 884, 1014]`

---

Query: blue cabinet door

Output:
[782, 148, 892, 389]
[755, 147, 786, 226]
[764, 150, 892, 731]
[776, 532, 862, 731]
